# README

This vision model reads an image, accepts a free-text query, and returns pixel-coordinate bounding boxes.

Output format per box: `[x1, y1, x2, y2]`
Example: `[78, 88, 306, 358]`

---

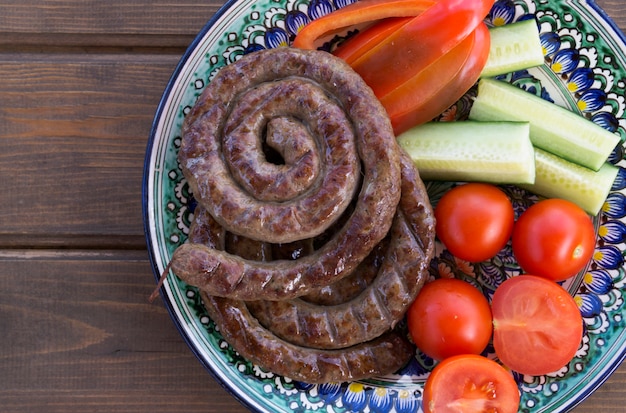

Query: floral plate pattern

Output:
[143, 0, 626, 412]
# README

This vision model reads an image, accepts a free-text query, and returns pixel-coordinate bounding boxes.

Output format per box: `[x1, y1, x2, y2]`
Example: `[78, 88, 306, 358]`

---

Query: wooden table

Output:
[1, 1, 625, 411]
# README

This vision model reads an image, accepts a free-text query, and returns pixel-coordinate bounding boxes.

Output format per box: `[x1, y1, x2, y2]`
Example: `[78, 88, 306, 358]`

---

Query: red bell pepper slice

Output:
[332, 16, 414, 64]
[292, 0, 434, 50]
[381, 22, 491, 134]
[350, 0, 495, 97]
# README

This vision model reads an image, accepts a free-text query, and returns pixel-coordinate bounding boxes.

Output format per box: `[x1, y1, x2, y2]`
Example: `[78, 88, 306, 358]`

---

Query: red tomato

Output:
[407, 278, 492, 361]
[435, 183, 514, 262]
[423, 354, 520, 413]
[491, 275, 583, 376]
[512, 198, 596, 282]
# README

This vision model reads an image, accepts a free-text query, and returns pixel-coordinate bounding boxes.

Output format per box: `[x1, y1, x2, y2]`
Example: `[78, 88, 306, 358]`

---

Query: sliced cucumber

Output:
[519, 148, 618, 215]
[481, 20, 545, 78]
[397, 121, 535, 184]
[469, 78, 621, 171]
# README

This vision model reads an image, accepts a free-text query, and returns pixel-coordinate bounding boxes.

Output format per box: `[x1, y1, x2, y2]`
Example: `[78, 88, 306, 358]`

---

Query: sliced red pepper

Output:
[382, 22, 491, 134]
[350, 0, 495, 97]
[332, 16, 414, 65]
[291, 0, 434, 50]
[380, 31, 477, 133]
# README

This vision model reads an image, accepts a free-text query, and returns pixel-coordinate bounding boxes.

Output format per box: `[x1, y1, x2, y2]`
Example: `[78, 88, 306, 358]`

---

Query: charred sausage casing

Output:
[167, 47, 436, 384]
[173, 47, 402, 301]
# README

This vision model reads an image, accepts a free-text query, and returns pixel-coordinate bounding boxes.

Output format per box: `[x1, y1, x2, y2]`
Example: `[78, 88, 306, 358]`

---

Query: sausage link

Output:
[179, 47, 400, 244]
[188, 152, 435, 351]
[200, 291, 415, 384]
[190, 204, 380, 306]
[247, 153, 435, 349]
[172, 48, 401, 300]
[297, 239, 384, 306]
[168, 48, 429, 383]
[189, 211, 414, 382]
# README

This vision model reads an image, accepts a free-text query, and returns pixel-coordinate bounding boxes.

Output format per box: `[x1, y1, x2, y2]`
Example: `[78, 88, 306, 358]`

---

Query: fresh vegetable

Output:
[349, 0, 495, 97]
[480, 19, 544, 78]
[336, 17, 543, 80]
[422, 354, 520, 413]
[491, 275, 583, 376]
[407, 278, 493, 361]
[333, 16, 414, 64]
[434, 183, 515, 262]
[291, 0, 433, 50]
[469, 78, 621, 171]
[512, 199, 596, 282]
[293, 0, 494, 134]
[381, 22, 491, 134]
[520, 148, 618, 215]
[397, 120, 535, 184]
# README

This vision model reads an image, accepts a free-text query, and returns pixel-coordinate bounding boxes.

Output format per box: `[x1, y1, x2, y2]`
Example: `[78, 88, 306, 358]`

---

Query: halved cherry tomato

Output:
[423, 354, 520, 413]
[491, 275, 583, 376]
[381, 22, 490, 134]
[407, 278, 492, 361]
[512, 198, 596, 282]
[435, 183, 515, 263]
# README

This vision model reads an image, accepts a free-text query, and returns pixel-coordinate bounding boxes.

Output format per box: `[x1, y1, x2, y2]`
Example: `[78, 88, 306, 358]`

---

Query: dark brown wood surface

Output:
[1, 1, 625, 412]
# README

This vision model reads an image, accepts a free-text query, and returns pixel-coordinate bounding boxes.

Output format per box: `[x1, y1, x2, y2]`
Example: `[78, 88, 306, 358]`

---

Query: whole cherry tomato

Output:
[512, 198, 596, 281]
[435, 183, 514, 262]
[407, 278, 492, 361]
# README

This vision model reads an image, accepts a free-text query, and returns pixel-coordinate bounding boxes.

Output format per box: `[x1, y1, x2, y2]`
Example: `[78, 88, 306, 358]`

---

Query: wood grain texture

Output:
[0, 0, 220, 36]
[0, 252, 248, 413]
[0, 56, 175, 244]
[0, 0, 625, 412]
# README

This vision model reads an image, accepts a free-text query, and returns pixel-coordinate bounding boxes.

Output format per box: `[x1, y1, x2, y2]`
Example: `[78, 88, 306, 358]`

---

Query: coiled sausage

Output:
[173, 47, 402, 300]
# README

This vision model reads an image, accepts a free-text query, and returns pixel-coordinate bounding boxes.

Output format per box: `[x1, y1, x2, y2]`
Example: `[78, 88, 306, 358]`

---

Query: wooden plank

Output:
[0, 54, 180, 245]
[0, 33, 196, 50]
[597, 1, 626, 32]
[0, 252, 248, 413]
[0, 0, 223, 36]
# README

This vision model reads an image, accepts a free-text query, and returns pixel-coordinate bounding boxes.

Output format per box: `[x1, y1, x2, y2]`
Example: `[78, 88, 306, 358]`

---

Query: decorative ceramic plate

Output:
[143, 0, 626, 411]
